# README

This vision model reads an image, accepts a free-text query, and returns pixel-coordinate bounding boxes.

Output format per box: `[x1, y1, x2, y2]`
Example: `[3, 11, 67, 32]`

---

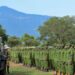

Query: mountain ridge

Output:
[0, 6, 50, 37]
[0, 6, 49, 17]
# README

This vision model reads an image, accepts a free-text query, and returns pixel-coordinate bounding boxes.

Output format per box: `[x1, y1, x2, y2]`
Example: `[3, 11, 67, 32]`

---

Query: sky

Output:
[0, 0, 75, 16]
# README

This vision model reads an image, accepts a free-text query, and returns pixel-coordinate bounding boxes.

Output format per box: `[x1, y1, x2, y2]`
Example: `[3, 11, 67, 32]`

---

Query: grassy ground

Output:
[9, 62, 54, 75]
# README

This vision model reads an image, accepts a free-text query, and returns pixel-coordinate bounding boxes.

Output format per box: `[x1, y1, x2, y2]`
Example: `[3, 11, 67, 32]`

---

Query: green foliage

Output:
[0, 25, 8, 43]
[38, 16, 75, 48]
[21, 33, 39, 46]
[8, 36, 21, 47]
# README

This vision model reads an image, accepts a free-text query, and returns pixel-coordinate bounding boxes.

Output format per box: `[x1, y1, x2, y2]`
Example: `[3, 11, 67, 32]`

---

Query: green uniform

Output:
[6, 49, 10, 74]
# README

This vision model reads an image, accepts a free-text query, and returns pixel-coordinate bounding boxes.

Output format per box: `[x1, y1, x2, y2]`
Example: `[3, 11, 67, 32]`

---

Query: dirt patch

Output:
[9, 62, 23, 68]
[9, 62, 56, 75]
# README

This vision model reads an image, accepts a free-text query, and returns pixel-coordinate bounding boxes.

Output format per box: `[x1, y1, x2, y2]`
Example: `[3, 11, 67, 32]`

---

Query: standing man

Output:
[4, 44, 10, 74]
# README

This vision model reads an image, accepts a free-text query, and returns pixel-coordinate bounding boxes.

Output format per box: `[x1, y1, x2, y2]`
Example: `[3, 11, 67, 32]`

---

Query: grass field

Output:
[9, 62, 54, 75]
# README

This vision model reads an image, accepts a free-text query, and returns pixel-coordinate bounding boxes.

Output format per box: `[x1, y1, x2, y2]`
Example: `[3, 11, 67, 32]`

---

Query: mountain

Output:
[0, 6, 50, 37]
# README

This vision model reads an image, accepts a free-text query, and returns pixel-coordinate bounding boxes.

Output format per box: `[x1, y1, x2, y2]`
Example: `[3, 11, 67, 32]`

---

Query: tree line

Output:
[1, 16, 75, 48]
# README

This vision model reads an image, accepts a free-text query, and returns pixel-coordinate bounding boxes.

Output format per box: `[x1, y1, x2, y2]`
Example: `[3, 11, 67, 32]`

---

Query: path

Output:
[8, 62, 56, 75]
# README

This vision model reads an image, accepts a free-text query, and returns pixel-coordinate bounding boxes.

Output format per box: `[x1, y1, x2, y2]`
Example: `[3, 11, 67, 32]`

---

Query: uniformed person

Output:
[4, 44, 10, 74]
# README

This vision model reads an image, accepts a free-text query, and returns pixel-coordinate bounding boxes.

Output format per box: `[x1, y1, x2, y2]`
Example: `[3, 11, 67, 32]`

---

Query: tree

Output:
[8, 36, 20, 47]
[0, 25, 8, 44]
[38, 16, 75, 48]
[21, 34, 39, 46]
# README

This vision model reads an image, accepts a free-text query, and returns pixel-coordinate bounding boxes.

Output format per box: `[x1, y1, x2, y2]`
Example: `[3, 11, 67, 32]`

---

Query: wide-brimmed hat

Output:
[4, 44, 10, 49]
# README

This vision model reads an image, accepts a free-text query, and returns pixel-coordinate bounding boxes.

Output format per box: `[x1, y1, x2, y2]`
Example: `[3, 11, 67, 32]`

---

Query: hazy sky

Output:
[0, 0, 75, 16]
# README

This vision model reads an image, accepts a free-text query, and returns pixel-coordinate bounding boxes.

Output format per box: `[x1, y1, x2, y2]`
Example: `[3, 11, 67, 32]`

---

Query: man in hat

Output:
[4, 44, 10, 74]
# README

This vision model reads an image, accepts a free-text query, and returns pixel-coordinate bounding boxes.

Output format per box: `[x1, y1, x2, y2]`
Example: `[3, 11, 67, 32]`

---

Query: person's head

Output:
[4, 44, 10, 50]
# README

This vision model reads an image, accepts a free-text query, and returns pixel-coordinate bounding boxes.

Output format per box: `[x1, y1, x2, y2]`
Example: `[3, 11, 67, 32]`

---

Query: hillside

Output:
[0, 6, 50, 37]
